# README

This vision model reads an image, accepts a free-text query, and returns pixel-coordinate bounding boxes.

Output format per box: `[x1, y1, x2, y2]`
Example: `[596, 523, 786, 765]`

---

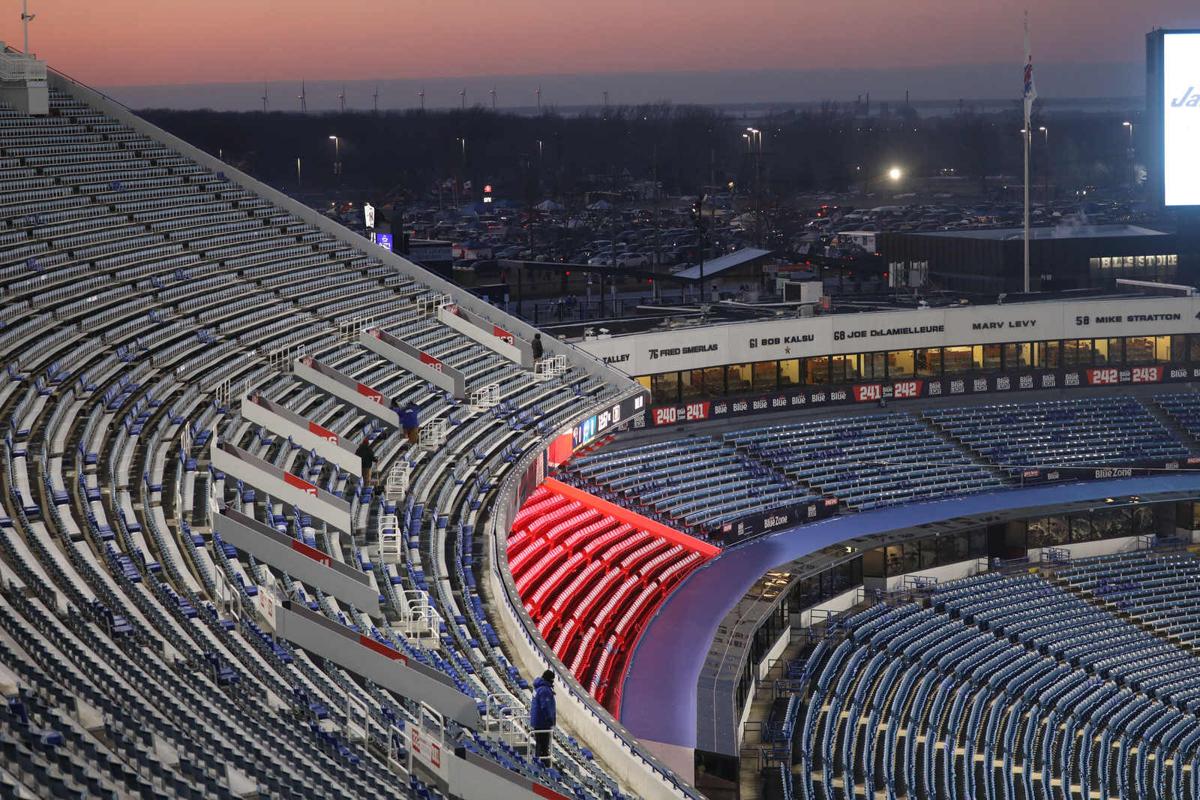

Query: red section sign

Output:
[532, 784, 572, 800]
[284, 472, 319, 497]
[853, 384, 882, 402]
[492, 324, 515, 345]
[356, 383, 384, 403]
[290, 538, 332, 566]
[358, 634, 409, 663]
[419, 352, 445, 373]
[893, 379, 924, 398]
[308, 421, 338, 443]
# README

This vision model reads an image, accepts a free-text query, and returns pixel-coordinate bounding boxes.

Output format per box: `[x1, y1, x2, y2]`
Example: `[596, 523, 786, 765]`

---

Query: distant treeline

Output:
[139, 101, 1145, 205]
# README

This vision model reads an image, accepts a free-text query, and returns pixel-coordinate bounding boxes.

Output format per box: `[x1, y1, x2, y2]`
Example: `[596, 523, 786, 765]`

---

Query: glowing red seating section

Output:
[507, 478, 719, 713]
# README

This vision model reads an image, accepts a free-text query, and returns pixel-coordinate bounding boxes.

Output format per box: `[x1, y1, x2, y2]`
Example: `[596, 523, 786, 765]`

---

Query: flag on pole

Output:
[1023, 12, 1037, 123]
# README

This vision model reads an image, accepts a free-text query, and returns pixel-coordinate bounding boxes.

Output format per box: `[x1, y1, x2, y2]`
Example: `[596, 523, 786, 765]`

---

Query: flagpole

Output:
[1024, 120, 1031, 293]
[1023, 11, 1033, 294]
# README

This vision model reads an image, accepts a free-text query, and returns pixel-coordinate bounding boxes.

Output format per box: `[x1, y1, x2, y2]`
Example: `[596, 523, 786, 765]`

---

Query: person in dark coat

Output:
[355, 436, 376, 483]
[530, 670, 556, 766]
[531, 333, 544, 361]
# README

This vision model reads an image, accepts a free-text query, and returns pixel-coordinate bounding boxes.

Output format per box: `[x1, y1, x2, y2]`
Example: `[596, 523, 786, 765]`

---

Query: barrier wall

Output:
[292, 356, 400, 427]
[438, 303, 532, 367]
[240, 394, 363, 476]
[214, 507, 380, 616]
[210, 441, 352, 532]
[360, 327, 467, 399]
[275, 601, 482, 728]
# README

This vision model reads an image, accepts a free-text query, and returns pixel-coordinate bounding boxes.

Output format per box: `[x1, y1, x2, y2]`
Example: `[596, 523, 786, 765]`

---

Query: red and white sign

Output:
[1087, 368, 1120, 385]
[284, 473, 319, 496]
[357, 383, 385, 403]
[893, 379, 924, 398]
[853, 384, 882, 402]
[419, 352, 445, 373]
[290, 538, 333, 567]
[492, 324, 515, 345]
[308, 421, 339, 443]
[358, 634, 408, 664]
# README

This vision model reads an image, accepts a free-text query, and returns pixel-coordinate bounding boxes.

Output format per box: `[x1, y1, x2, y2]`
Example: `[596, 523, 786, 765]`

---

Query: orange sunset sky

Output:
[4, 0, 1199, 88]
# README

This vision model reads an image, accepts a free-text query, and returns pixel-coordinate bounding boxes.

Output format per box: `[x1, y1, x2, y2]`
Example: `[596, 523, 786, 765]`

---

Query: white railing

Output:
[267, 342, 304, 372]
[419, 418, 449, 450]
[385, 461, 410, 501]
[377, 513, 402, 563]
[396, 590, 441, 639]
[534, 355, 567, 381]
[0, 51, 47, 82]
[338, 316, 374, 341]
[469, 383, 500, 413]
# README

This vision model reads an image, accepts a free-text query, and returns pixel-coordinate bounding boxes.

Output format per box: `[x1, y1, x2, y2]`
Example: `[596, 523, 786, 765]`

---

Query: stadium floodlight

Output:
[888, 166, 903, 181]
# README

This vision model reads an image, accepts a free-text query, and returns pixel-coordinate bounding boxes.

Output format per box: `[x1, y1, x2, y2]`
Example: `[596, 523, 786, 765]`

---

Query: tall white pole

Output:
[21, 0, 33, 54]
[1022, 11, 1035, 294]
[1023, 126, 1031, 293]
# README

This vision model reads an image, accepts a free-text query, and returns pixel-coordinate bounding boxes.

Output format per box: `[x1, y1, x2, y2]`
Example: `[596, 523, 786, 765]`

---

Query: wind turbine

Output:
[459, 88, 466, 110]
[298, 80, 307, 113]
[418, 88, 425, 111]
[261, 83, 268, 113]
[372, 85, 379, 113]
[338, 83, 346, 113]
[535, 85, 541, 112]
[489, 86, 496, 110]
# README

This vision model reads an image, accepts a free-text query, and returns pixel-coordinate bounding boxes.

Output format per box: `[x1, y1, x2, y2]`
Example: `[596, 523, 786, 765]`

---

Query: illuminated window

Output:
[680, 370, 704, 399]
[944, 345, 974, 373]
[727, 363, 752, 394]
[1063, 339, 1093, 367]
[1037, 340, 1061, 369]
[830, 354, 860, 383]
[805, 356, 830, 384]
[887, 349, 915, 378]
[915, 347, 942, 376]
[752, 361, 778, 391]
[651, 372, 679, 405]
[635, 375, 651, 390]
[779, 359, 802, 387]
[1004, 342, 1032, 369]
[980, 344, 1002, 371]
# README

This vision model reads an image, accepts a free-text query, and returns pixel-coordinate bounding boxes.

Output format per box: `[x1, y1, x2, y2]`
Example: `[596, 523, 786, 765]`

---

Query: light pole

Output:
[746, 128, 763, 246]
[1038, 127, 1049, 205]
[1123, 121, 1134, 150]
[328, 135, 341, 176]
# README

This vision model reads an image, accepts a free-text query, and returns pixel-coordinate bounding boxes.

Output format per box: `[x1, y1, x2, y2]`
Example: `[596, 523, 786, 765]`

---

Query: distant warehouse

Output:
[878, 224, 1179, 296]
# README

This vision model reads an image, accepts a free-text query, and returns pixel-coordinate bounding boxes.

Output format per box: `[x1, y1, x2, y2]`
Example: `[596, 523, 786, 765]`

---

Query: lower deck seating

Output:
[795, 552, 1200, 800]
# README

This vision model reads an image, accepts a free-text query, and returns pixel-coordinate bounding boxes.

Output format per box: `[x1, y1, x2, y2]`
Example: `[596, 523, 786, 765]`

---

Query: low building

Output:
[672, 247, 773, 297]
[879, 224, 1178, 296]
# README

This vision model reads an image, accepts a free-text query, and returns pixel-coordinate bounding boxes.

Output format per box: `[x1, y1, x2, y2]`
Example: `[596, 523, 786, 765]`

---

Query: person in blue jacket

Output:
[530, 670, 556, 766]
[396, 401, 420, 444]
